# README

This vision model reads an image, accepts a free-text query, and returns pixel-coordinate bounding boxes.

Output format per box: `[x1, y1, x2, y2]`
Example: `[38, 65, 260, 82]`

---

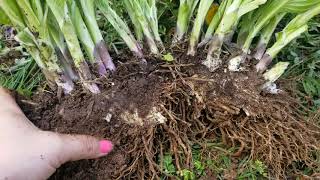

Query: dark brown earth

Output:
[17, 52, 320, 179]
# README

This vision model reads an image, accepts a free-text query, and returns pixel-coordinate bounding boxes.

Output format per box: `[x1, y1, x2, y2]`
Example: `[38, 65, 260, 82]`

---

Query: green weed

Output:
[162, 153, 176, 175]
[159, 142, 270, 179]
[0, 57, 43, 96]
[237, 159, 268, 180]
[279, 15, 320, 112]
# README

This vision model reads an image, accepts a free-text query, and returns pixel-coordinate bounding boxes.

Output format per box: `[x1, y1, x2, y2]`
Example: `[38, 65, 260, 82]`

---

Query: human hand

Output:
[0, 88, 113, 180]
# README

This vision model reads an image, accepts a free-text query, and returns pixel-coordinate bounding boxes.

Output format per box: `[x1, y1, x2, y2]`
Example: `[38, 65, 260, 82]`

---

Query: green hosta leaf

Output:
[284, 4, 320, 33]
[241, 0, 290, 51]
[266, 4, 320, 58]
[238, 0, 267, 17]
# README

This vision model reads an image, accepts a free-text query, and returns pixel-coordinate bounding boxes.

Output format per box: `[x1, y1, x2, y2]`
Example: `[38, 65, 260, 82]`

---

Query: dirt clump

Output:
[17, 52, 320, 179]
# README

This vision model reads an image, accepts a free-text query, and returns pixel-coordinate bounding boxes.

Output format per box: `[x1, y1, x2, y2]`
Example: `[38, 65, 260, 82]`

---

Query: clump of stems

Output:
[0, 0, 119, 93]
[78, 0, 116, 72]
[97, 0, 144, 59]
[203, 0, 267, 72]
[124, 0, 163, 54]
[256, 3, 320, 73]
[228, 0, 320, 72]
[252, 13, 286, 60]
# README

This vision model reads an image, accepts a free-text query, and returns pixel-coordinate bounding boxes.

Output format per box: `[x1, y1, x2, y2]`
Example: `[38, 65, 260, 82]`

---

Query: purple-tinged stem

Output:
[96, 40, 116, 72]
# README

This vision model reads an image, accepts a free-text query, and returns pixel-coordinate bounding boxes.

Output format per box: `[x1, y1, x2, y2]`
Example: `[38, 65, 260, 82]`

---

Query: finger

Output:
[58, 134, 113, 162]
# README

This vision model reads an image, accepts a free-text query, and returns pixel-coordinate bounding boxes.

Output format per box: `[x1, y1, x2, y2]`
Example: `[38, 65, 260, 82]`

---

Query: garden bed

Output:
[17, 51, 320, 179]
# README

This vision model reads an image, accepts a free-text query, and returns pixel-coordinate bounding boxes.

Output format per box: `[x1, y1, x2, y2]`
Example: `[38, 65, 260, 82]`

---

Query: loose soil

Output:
[17, 50, 320, 179]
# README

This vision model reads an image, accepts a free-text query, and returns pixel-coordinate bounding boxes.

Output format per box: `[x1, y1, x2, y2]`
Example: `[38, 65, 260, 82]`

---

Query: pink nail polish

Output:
[99, 140, 113, 154]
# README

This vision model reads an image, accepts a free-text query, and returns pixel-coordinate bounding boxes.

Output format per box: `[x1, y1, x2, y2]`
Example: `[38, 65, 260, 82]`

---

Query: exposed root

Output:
[113, 62, 320, 179]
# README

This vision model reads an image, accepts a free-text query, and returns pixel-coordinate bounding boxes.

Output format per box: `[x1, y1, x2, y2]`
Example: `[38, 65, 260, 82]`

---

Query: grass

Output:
[0, 27, 42, 96]
[0, 57, 43, 96]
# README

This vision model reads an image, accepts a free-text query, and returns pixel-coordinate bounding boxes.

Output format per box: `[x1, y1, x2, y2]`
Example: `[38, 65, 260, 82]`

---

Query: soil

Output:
[17, 51, 320, 179]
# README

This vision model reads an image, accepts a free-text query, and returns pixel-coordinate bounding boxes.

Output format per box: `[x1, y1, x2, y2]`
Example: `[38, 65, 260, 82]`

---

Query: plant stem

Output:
[188, 0, 214, 56]
[79, 0, 115, 72]
[242, 0, 290, 53]
[202, 34, 224, 72]
[253, 13, 286, 60]
[15, 28, 74, 92]
[145, 0, 164, 49]
[124, 0, 144, 42]
[173, 0, 200, 43]
[124, 0, 159, 54]
[97, 0, 144, 59]
[204, 0, 240, 71]
[68, 1, 107, 75]
[15, 0, 40, 32]
[256, 4, 320, 72]
[199, 0, 228, 47]
[47, 0, 100, 93]
[47, 11, 78, 81]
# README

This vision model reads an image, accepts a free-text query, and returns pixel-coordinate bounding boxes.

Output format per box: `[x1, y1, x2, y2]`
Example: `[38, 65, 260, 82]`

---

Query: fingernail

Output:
[99, 140, 113, 154]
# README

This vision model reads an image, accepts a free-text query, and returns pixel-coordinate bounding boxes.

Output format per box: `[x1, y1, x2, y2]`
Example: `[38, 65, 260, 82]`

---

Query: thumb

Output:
[58, 134, 113, 162]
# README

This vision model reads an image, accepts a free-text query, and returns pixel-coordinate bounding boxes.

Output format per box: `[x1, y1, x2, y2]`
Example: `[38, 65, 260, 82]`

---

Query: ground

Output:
[15, 51, 320, 179]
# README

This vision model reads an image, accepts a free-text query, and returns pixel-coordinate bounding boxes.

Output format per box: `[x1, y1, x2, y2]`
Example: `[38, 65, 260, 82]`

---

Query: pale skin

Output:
[0, 88, 113, 180]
